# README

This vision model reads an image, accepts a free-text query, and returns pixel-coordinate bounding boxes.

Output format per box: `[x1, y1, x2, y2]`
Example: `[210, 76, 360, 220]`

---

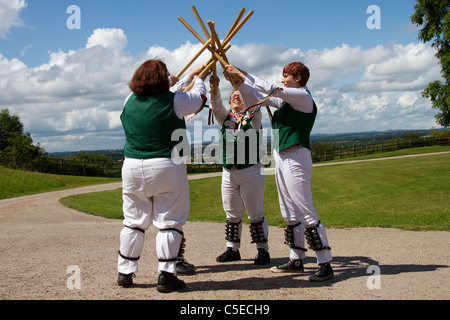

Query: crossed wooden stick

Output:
[176, 6, 254, 92]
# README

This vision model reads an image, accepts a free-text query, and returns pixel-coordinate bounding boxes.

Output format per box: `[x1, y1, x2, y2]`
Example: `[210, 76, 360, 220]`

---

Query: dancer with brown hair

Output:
[117, 60, 208, 292]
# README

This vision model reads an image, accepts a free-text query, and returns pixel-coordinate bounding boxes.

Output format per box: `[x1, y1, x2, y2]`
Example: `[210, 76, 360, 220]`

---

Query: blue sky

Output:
[4, 0, 419, 66]
[0, 0, 443, 152]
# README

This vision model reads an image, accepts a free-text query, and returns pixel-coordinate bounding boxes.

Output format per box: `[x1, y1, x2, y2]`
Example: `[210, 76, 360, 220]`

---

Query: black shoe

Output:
[176, 259, 195, 275]
[254, 248, 271, 265]
[309, 262, 334, 282]
[216, 248, 241, 262]
[270, 259, 304, 273]
[117, 273, 135, 286]
[156, 271, 186, 293]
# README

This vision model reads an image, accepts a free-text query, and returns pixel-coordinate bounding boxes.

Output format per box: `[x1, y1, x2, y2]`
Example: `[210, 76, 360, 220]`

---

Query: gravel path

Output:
[0, 153, 449, 300]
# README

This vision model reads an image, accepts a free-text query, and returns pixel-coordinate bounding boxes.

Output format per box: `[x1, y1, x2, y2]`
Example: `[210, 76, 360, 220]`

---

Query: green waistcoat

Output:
[272, 99, 317, 151]
[220, 111, 260, 169]
[120, 92, 187, 159]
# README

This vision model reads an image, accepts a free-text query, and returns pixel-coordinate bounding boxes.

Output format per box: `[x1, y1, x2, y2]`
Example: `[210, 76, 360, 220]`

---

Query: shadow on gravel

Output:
[181, 256, 448, 292]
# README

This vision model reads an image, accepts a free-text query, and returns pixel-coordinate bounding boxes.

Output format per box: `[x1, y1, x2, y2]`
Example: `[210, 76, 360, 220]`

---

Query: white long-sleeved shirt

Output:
[209, 83, 262, 130]
[124, 75, 206, 120]
[240, 73, 314, 114]
[171, 75, 206, 119]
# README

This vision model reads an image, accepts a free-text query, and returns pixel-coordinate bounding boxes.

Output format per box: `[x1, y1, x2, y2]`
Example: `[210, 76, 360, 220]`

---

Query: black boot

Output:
[156, 271, 186, 293]
[254, 248, 271, 265]
[176, 258, 195, 275]
[117, 273, 135, 286]
[216, 247, 241, 262]
[309, 262, 334, 282]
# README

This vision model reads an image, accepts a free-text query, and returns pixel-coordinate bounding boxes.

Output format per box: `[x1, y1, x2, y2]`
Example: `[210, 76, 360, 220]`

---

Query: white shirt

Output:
[240, 73, 314, 114]
[124, 75, 206, 120]
[171, 75, 206, 119]
[209, 85, 262, 130]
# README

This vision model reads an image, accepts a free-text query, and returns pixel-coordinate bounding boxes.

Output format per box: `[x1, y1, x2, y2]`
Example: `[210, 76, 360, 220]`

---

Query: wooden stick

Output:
[182, 7, 252, 80]
[208, 6, 240, 74]
[203, 43, 231, 71]
[178, 6, 250, 93]
[178, 7, 253, 69]
[179, 8, 256, 122]
[225, 8, 246, 40]
[222, 10, 254, 47]
[208, 17, 234, 81]
[208, 20, 238, 90]
[208, 20, 228, 64]
[178, 16, 207, 45]
[183, 58, 219, 120]
[175, 38, 212, 78]
[207, 19, 218, 95]
[191, 6, 210, 40]
[182, 58, 217, 92]
[177, 5, 253, 77]
[207, 9, 253, 59]
[200, 43, 231, 73]
[211, 63, 218, 95]
[178, 16, 229, 67]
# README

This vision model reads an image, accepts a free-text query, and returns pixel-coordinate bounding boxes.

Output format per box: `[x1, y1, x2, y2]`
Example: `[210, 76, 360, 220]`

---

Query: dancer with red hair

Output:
[225, 62, 334, 282]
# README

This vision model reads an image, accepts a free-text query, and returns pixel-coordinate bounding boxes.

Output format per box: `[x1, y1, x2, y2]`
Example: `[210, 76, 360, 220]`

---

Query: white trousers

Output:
[117, 157, 189, 275]
[274, 146, 332, 264]
[222, 163, 268, 250]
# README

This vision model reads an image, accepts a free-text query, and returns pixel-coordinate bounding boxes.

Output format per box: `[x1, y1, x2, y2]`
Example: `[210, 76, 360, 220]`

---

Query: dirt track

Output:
[0, 154, 449, 300]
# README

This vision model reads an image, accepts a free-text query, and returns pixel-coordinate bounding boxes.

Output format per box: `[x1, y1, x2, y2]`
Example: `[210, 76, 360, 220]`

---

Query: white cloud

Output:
[0, 0, 27, 39]
[145, 41, 212, 75]
[0, 27, 444, 152]
[86, 28, 128, 51]
[311, 90, 438, 134]
[0, 28, 135, 151]
[343, 43, 441, 93]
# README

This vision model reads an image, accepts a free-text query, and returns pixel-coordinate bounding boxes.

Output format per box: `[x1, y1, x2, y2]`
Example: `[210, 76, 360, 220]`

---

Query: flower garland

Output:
[224, 108, 259, 132]
[223, 87, 280, 133]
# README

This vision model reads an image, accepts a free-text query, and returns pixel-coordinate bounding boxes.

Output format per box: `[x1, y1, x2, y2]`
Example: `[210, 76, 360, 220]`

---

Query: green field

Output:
[58, 149, 450, 231]
[0, 166, 120, 200]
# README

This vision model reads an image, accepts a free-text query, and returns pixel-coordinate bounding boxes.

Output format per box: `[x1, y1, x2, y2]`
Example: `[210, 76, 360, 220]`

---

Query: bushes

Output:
[0, 153, 122, 177]
[1, 132, 448, 178]
[310, 135, 448, 162]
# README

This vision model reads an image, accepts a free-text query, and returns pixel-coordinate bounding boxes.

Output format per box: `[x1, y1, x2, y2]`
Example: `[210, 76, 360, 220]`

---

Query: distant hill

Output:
[310, 129, 445, 145]
[49, 128, 446, 159]
[49, 149, 125, 161]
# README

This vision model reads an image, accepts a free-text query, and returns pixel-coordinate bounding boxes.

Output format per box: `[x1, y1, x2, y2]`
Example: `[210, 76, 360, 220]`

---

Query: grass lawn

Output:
[311, 155, 449, 230]
[0, 166, 120, 200]
[59, 151, 450, 231]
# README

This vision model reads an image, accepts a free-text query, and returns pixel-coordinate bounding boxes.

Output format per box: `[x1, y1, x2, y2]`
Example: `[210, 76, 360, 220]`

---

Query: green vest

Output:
[120, 92, 188, 159]
[220, 111, 260, 169]
[272, 99, 317, 151]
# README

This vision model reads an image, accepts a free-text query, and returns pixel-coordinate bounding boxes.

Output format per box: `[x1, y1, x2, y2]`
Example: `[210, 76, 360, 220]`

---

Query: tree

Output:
[0, 109, 44, 157]
[0, 109, 23, 151]
[66, 151, 113, 165]
[411, 0, 450, 127]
